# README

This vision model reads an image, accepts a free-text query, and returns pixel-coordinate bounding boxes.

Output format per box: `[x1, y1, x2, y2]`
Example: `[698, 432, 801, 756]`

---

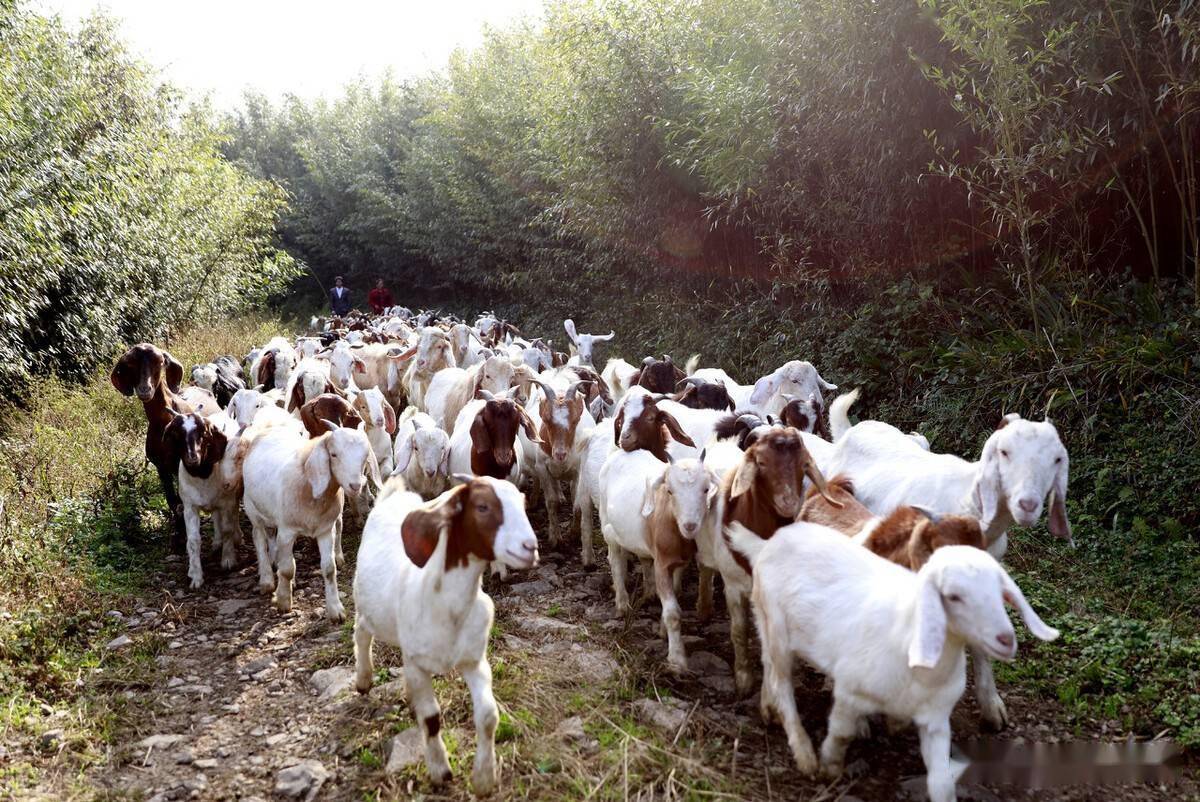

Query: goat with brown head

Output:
[469, 390, 540, 479]
[631, 355, 686, 394]
[300, 393, 364, 438]
[111, 343, 192, 549]
[779, 393, 830, 438]
[612, 389, 696, 462]
[673, 376, 736, 412]
[532, 379, 590, 467]
[162, 411, 229, 480]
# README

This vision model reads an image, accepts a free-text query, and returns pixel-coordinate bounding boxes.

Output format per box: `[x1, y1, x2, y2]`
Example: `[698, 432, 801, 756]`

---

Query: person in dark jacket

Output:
[330, 276, 352, 316]
[367, 278, 395, 315]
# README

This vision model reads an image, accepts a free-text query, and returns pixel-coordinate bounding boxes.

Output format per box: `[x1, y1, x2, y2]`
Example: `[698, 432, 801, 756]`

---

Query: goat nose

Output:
[683, 522, 698, 534]
[996, 633, 1014, 650]
[1018, 498, 1039, 513]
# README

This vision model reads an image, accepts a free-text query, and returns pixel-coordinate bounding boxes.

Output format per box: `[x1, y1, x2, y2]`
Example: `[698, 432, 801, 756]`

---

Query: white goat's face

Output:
[327, 427, 375, 498]
[326, 343, 366, 389]
[228, 389, 268, 428]
[489, 479, 539, 570]
[479, 356, 515, 395]
[919, 546, 1059, 666]
[982, 418, 1069, 529]
[295, 338, 322, 358]
[416, 329, 451, 371]
[345, 331, 365, 345]
[616, 388, 651, 450]
[661, 459, 717, 538]
[415, 429, 450, 477]
[301, 371, 327, 404]
[358, 388, 386, 429]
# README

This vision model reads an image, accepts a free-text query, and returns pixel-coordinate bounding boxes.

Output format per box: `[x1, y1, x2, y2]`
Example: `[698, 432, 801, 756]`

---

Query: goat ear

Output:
[1001, 571, 1060, 641]
[439, 443, 451, 476]
[613, 408, 625, 447]
[208, 426, 229, 465]
[975, 436, 1003, 533]
[908, 571, 947, 668]
[564, 319, 580, 345]
[353, 359, 367, 373]
[906, 520, 935, 570]
[110, 353, 138, 396]
[401, 507, 445, 568]
[658, 411, 696, 448]
[383, 404, 397, 435]
[641, 474, 663, 517]
[707, 470, 722, 507]
[749, 371, 782, 406]
[160, 418, 185, 465]
[470, 412, 492, 454]
[366, 446, 383, 490]
[287, 381, 305, 412]
[517, 405, 541, 443]
[304, 438, 332, 498]
[163, 351, 184, 393]
[393, 431, 415, 473]
[731, 458, 757, 498]
[1047, 455, 1072, 544]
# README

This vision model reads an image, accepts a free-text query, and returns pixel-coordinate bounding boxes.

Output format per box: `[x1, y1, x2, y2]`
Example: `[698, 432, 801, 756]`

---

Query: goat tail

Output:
[725, 522, 768, 569]
[829, 387, 860, 442]
[684, 353, 701, 376]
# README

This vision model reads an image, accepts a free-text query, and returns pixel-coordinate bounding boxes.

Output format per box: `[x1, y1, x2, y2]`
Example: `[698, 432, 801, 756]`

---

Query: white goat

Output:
[241, 420, 381, 621]
[824, 393, 1071, 729]
[728, 523, 1058, 802]
[424, 355, 515, 434]
[353, 477, 538, 794]
[563, 319, 614, 366]
[392, 407, 452, 498]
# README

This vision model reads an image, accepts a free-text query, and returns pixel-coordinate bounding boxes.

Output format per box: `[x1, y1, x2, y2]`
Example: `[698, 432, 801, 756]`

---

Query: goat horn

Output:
[478, 389, 496, 401]
[532, 379, 558, 400]
[676, 376, 703, 389]
[566, 380, 588, 401]
[663, 354, 673, 363]
[642, 356, 655, 366]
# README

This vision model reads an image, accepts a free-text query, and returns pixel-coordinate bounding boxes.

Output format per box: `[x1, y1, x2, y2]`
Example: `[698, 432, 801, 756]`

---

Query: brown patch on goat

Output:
[799, 474, 874, 533]
[537, 387, 586, 462]
[400, 480, 503, 570]
[300, 394, 364, 438]
[632, 358, 686, 394]
[647, 483, 697, 572]
[868, 509, 986, 570]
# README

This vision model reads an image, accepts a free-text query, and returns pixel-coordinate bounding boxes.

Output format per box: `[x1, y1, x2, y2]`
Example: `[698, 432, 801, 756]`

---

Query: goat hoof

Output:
[272, 595, 292, 613]
[189, 577, 203, 590]
[471, 763, 499, 795]
[667, 658, 690, 676]
[734, 670, 755, 697]
[355, 679, 372, 695]
[981, 698, 1009, 731]
[430, 766, 452, 787]
[327, 604, 347, 624]
[819, 759, 842, 779]
[257, 581, 275, 595]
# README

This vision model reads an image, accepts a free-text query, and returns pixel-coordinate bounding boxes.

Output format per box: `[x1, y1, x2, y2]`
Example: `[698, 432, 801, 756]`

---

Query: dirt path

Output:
[77, 505, 1197, 802]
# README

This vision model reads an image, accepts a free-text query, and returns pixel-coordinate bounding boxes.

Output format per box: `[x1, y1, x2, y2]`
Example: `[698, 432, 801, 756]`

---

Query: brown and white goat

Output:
[299, 393, 364, 438]
[713, 427, 841, 694]
[162, 410, 243, 589]
[525, 379, 592, 546]
[630, 355, 686, 394]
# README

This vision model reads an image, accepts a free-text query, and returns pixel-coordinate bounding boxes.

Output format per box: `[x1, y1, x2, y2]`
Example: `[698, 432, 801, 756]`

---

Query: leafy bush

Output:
[0, 5, 298, 398]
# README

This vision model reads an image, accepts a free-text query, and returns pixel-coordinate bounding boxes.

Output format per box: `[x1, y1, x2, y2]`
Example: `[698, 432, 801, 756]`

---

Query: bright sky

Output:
[35, 0, 545, 107]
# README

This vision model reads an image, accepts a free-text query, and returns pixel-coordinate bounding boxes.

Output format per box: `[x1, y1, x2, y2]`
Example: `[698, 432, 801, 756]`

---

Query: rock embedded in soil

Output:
[632, 699, 689, 734]
[105, 634, 132, 650]
[385, 727, 425, 774]
[309, 666, 356, 700]
[554, 716, 587, 742]
[138, 734, 187, 751]
[274, 759, 329, 800]
[216, 598, 252, 616]
[509, 579, 553, 597]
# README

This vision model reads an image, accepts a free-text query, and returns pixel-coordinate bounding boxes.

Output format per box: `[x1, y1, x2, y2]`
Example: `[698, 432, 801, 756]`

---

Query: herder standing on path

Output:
[330, 275, 352, 316]
[368, 278, 395, 315]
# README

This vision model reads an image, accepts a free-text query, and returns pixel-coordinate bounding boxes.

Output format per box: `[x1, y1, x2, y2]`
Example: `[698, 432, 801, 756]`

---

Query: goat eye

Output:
[475, 504, 489, 513]
[946, 594, 963, 603]
[999, 449, 1009, 458]
[1054, 456, 1062, 464]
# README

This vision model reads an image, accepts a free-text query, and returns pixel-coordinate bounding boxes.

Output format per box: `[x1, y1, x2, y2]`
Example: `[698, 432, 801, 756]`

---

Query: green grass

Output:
[0, 314, 289, 798]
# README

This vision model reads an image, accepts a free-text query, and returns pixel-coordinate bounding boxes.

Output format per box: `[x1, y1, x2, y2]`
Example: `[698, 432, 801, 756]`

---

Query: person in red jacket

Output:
[367, 278, 395, 315]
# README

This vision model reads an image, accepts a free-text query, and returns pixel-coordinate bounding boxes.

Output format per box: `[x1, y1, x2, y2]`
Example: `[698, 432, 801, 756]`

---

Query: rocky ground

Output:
[13, 506, 1199, 801]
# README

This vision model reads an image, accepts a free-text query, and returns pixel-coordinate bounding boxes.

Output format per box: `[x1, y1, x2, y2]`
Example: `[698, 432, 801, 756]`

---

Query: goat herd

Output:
[110, 306, 1074, 802]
